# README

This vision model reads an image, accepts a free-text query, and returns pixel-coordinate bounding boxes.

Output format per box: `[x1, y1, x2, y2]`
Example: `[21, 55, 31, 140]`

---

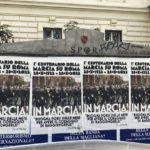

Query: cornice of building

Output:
[0, 0, 149, 13]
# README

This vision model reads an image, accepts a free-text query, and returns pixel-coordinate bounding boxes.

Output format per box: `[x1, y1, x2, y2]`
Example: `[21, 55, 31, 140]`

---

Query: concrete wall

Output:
[0, 29, 149, 56]
[0, 0, 149, 46]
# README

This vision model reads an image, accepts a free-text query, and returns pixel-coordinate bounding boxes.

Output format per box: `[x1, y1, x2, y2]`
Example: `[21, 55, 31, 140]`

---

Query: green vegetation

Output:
[63, 21, 80, 32]
[0, 24, 14, 44]
[64, 21, 100, 32]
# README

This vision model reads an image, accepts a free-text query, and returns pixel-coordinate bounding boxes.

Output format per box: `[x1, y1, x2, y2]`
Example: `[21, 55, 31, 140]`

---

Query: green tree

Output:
[115, 77, 124, 85]
[63, 21, 80, 32]
[14, 78, 25, 86]
[0, 24, 14, 44]
[64, 21, 101, 33]
[94, 28, 101, 32]
[68, 80, 76, 86]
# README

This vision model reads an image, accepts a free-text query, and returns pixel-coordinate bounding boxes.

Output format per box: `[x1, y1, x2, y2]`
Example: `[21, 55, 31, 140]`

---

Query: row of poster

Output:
[1, 56, 150, 147]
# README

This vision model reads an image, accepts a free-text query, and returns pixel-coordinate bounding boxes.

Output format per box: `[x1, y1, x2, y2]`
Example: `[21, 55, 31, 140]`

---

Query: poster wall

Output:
[0, 56, 150, 147]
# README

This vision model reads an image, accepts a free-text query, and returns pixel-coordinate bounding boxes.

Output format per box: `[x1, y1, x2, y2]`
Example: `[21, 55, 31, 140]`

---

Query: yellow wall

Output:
[0, 0, 149, 46]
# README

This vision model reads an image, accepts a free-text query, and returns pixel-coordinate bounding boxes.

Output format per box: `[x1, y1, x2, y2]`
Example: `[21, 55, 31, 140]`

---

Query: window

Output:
[43, 28, 62, 40]
[105, 30, 122, 42]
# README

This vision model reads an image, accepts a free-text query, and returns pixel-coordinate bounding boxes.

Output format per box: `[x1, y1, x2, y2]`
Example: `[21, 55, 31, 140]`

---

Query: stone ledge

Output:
[0, 0, 149, 13]
[0, 29, 149, 57]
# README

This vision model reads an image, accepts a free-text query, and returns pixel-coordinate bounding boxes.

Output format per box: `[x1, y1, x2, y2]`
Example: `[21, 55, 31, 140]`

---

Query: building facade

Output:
[131, 75, 150, 86]
[33, 76, 76, 88]
[0, 0, 149, 46]
[0, 75, 25, 88]
[83, 75, 124, 86]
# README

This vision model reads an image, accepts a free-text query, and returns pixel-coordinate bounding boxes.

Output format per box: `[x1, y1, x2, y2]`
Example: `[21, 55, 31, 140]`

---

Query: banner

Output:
[1, 56, 150, 147]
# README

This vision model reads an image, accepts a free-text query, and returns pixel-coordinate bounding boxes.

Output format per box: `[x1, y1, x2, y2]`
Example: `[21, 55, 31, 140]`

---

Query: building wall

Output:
[33, 76, 76, 88]
[0, 0, 149, 46]
[131, 75, 150, 86]
[83, 75, 124, 86]
[0, 75, 24, 88]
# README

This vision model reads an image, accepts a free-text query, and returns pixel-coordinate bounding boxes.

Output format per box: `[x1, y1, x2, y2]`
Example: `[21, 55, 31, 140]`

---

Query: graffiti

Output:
[70, 41, 144, 55]
[100, 42, 129, 51]
[100, 42, 144, 51]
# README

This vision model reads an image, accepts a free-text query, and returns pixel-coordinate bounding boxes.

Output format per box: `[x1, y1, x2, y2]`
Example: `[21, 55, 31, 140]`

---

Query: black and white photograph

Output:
[0, 75, 30, 115]
[131, 75, 150, 105]
[83, 75, 129, 107]
[0, 75, 30, 113]
[32, 76, 81, 110]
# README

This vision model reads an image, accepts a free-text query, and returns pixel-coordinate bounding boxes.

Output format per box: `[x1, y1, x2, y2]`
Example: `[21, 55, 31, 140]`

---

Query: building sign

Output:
[1, 56, 150, 148]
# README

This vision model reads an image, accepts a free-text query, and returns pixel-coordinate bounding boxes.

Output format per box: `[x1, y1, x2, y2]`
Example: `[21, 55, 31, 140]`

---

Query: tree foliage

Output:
[115, 77, 124, 85]
[14, 77, 25, 86]
[0, 24, 14, 44]
[63, 21, 80, 32]
[94, 28, 101, 32]
[64, 21, 101, 33]
[68, 79, 76, 86]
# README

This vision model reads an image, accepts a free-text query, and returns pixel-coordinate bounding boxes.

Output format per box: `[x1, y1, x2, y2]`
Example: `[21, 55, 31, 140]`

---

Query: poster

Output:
[1, 56, 150, 147]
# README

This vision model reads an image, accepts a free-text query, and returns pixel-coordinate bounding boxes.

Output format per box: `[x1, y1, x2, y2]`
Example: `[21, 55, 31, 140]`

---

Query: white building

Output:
[0, 0, 149, 46]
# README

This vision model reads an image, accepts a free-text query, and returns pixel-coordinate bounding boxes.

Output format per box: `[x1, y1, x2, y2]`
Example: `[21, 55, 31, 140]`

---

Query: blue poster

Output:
[52, 130, 116, 142]
[0, 134, 48, 147]
[120, 129, 150, 144]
